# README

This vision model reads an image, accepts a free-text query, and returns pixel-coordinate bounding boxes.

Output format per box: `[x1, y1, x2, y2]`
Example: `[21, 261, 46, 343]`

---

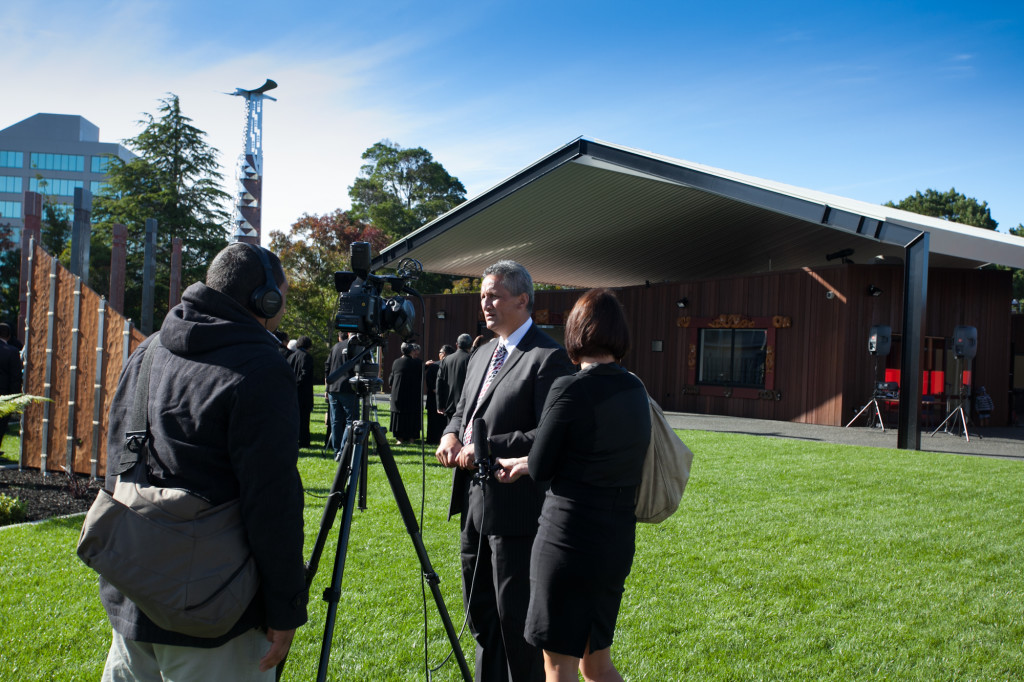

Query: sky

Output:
[3, 0, 1023, 242]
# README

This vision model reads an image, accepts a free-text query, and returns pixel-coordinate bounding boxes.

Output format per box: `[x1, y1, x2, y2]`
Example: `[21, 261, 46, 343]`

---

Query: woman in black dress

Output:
[388, 342, 423, 444]
[496, 288, 650, 681]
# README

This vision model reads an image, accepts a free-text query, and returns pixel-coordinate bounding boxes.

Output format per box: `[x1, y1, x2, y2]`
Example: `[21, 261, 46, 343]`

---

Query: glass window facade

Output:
[698, 328, 768, 388]
[30, 152, 85, 172]
[0, 200, 21, 218]
[29, 177, 84, 196]
[90, 181, 109, 195]
[0, 151, 23, 168]
[0, 176, 23, 193]
[91, 156, 111, 173]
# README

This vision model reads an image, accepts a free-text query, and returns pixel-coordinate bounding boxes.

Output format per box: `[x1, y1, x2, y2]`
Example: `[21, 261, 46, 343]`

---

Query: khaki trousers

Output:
[101, 628, 273, 682]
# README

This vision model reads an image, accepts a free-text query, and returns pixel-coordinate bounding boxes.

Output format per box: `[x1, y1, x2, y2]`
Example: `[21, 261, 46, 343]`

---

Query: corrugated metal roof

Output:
[376, 138, 1024, 286]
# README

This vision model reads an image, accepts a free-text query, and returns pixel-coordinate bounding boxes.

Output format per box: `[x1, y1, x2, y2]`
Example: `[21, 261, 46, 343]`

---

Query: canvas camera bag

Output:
[77, 336, 259, 638]
[634, 390, 694, 524]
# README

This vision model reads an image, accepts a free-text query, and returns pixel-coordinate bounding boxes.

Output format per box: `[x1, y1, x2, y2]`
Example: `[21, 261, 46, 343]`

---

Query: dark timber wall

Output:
[384, 264, 1012, 428]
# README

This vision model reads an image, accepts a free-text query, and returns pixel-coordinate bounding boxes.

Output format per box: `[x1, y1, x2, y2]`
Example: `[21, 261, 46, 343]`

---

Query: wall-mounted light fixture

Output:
[436, 310, 446, 320]
[676, 297, 689, 309]
[867, 285, 883, 297]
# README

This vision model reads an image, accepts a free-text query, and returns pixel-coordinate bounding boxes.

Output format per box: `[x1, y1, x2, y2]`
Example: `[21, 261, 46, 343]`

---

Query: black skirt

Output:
[525, 485, 637, 657]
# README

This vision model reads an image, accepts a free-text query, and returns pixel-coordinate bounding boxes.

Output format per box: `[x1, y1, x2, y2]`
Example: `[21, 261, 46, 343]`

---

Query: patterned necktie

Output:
[463, 343, 508, 444]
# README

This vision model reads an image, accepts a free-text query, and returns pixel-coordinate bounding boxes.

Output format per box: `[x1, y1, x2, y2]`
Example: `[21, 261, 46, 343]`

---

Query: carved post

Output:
[169, 237, 182, 309]
[70, 187, 93, 285]
[141, 218, 157, 335]
[18, 191, 43, 344]
[109, 224, 127, 315]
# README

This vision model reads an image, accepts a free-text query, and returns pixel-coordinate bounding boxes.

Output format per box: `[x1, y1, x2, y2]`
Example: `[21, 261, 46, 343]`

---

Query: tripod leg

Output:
[315, 421, 369, 682]
[369, 421, 473, 682]
[845, 401, 874, 428]
[958, 407, 971, 443]
[930, 405, 961, 436]
[872, 399, 886, 432]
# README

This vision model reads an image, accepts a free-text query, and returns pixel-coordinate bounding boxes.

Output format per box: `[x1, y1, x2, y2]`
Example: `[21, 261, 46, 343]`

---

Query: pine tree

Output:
[92, 94, 230, 326]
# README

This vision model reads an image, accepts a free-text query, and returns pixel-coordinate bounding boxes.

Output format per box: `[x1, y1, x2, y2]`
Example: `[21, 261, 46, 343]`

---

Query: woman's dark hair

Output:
[563, 288, 630, 364]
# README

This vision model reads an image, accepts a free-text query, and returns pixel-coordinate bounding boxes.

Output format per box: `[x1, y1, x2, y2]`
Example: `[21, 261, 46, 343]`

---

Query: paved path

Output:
[663, 411, 1024, 460]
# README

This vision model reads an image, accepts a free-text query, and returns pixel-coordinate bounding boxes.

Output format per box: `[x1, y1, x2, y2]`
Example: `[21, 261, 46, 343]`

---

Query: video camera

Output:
[334, 242, 420, 341]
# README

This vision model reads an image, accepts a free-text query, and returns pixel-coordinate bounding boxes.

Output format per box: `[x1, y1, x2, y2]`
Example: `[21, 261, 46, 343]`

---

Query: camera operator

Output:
[435, 261, 573, 682]
[98, 243, 307, 680]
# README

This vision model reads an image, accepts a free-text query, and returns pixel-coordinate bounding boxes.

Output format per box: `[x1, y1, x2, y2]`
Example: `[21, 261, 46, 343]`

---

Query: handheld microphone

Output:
[471, 418, 495, 481]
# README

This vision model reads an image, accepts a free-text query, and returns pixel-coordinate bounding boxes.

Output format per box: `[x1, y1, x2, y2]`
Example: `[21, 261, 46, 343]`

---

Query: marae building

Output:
[0, 113, 135, 241]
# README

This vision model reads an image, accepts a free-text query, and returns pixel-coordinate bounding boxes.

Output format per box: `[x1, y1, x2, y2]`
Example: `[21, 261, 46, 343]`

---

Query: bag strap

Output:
[110, 335, 161, 478]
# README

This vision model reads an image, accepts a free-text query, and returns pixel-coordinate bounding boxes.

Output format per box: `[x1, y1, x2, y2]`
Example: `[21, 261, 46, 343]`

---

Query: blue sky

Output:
[4, 0, 1022, 239]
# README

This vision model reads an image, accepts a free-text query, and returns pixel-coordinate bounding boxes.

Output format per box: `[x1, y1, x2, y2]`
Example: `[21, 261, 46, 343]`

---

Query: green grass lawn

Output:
[2, 400, 1024, 680]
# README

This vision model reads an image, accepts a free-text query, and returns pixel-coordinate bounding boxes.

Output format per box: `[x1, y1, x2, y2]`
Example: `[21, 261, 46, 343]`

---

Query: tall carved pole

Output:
[228, 79, 277, 245]
[18, 191, 43, 344]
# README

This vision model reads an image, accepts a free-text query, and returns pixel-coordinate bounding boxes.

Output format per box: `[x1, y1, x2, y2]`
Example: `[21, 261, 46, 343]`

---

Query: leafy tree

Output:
[885, 188, 998, 230]
[348, 140, 466, 241]
[347, 140, 467, 294]
[92, 94, 230, 326]
[268, 210, 390, 374]
[1011, 224, 1024, 303]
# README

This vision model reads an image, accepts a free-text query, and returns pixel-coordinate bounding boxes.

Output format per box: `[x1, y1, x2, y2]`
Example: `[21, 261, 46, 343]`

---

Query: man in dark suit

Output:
[287, 336, 315, 447]
[435, 262, 573, 682]
[436, 333, 472, 425]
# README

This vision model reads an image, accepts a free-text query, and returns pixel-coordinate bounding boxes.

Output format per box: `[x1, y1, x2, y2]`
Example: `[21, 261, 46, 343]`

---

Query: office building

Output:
[0, 113, 135, 241]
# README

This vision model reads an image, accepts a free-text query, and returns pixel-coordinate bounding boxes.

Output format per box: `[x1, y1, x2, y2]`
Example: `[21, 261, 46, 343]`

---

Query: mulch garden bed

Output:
[0, 464, 101, 523]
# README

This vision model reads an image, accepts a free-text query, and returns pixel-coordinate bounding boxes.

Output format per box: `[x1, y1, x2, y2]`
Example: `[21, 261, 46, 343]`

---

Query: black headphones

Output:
[242, 243, 283, 319]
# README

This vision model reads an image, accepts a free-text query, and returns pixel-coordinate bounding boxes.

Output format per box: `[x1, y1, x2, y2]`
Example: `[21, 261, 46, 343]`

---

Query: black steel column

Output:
[897, 231, 929, 450]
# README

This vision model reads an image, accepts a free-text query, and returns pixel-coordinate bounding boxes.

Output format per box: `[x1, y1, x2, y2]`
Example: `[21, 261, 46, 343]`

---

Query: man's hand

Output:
[455, 443, 477, 470]
[435, 433, 462, 468]
[260, 628, 295, 672]
[494, 457, 529, 483]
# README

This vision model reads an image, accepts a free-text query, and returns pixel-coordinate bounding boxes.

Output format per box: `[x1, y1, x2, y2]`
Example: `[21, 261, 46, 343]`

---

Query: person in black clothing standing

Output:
[495, 288, 650, 682]
[424, 345, 453, 444]
[0, 323, 23, 449]
[389, 342, 423, 444]
[435, 333, 472, 425]
[287, 336, 315, 448]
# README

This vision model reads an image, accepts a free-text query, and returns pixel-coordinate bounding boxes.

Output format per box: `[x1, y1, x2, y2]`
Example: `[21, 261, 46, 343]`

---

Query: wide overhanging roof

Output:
[375, 138, 1024, 287]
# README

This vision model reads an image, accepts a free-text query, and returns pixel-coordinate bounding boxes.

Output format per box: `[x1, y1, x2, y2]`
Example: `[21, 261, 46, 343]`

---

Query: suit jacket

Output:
[444, 323, 573, 536]
[436, 348, 470, 417]
[287, 348, 315, 410]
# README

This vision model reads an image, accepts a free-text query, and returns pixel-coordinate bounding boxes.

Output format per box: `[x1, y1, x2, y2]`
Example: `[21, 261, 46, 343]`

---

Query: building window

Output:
[0, 151, 23, 168]
[0, 200, 21, 218]
[90, 181, 110, 195]
[29, 177, 84, 197]
[698, 328, 768, 388]
[30, 153, 85, 172]
[0, 176, 23, 193]
[91, 156, 111, 174]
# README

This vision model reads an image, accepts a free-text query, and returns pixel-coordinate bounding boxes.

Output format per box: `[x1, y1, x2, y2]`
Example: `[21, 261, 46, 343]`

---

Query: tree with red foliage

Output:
[268, 210, 390, 356]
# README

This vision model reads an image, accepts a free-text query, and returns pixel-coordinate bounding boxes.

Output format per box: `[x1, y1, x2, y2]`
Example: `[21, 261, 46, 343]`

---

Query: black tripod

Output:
[931, 357, 979, 442]
[846, 359, 890, 430]
[279, 349, 472, 681]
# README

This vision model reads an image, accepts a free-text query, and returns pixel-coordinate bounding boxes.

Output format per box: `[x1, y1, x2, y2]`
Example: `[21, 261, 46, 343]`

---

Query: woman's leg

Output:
[579, 644, 623, 682]
[543, 650, 582, 682]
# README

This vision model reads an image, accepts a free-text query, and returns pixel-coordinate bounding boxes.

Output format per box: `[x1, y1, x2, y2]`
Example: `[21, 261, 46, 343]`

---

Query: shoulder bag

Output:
[77, 336, 259, 638]
[634, 390, 694, 524]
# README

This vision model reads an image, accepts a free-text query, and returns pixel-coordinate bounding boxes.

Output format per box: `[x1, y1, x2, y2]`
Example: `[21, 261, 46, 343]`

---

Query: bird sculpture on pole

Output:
[228, 79, 277, 244]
